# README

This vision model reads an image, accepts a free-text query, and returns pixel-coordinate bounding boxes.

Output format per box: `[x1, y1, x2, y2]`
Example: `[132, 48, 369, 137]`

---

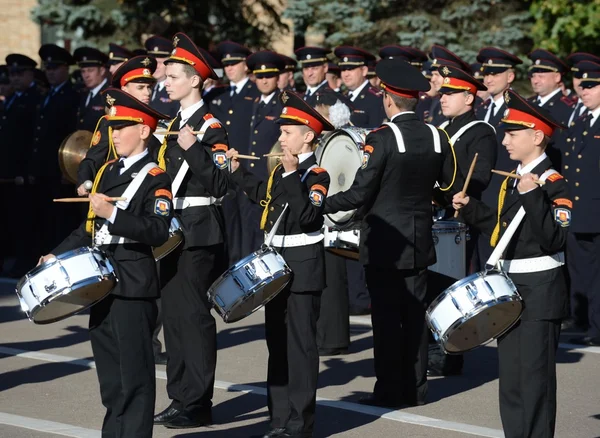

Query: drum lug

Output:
[429, 317, 442, 337]
[466, 284, 482, 306]
[244, 263, 258, 281]
[259, 259, 271, 274]
[454, 234, 461, 244]
[450, 293, 463, 313]
[233, 276, 245, 291]
[433, 235, 439, 245]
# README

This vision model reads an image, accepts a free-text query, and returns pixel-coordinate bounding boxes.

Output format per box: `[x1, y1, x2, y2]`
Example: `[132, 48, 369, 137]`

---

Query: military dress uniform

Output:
[325, 59, 460, 408]
[77, 55, 157, 187]
[459, 90, 570, 438]
[74, 47, 110, 132]
[229, 90, 333, 438]
[152, 33, 230, 429]
[562, 60, 600, 345]
[295, 47, 332, 107]
[242, 51, 286, 257]
[334, 46, 385, 128]
[146, 35, 180, 118]
[53, 89, 172, 437]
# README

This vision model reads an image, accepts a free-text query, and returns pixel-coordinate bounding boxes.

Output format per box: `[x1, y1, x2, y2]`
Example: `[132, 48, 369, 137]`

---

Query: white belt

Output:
[94, 226, 137, 246]
[173, 196, 216, 209]
[267, 231, 324, 248]
[498, 252, 565, 274]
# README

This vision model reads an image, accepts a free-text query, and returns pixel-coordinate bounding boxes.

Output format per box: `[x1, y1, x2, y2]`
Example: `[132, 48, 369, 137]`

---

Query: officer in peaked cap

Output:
[29, 44, 80, 252]
[242, 51, 286, 258]
[416, 60, 438, 122]
[325, 61, 341, 93]
[325, 58, 460, 409]
[295, 46, 332, 107]
[565, 52, 600, 128]
[367, 59, 380, 88]
[277, 54, 297, 92]
[74, 47, 109, 132]
[379, 45, 428, 68]
[470, 62, 491, 113]
[334, 46, 385, 128]
[198, 47, 223, 97]
[107, 43, 133, 74]
[145, 35, 179, 118]
[562, 60, 600, 347]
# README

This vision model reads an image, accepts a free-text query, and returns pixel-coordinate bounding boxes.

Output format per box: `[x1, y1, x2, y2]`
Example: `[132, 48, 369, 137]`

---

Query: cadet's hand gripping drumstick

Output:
[454, 153, 478, 218]
[53, 197, 127, 203]
[491, 169, 545, 186]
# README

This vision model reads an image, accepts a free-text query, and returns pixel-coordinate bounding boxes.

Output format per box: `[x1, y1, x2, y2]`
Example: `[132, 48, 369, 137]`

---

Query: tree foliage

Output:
[529, 0, 600, 56]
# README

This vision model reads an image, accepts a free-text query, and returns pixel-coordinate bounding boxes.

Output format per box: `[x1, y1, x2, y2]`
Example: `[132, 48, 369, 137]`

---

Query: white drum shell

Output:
[16, 247, 115, 324]
[323, 226, 360, 260]
[426, 271, 523, 353]
[429, 221, 468, 280]
[208, 246, 292, 323]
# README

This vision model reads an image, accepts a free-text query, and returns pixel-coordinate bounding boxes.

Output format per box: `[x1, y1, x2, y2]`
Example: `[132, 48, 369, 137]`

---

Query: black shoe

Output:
[164, 407, 212, 429]
[154, 352, 168, 365]
[569, 335, 600, 346]
[427, 367, 462, 377]
[358, 394, 403, 408]
[561, 319, 587, 333]
[154, 404, 182, 424]
[318, 347, 348, 356]
[253, 427, 286, 438]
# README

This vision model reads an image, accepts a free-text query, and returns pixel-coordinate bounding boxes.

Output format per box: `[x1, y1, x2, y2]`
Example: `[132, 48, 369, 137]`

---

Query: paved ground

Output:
[0, 278, 598, 438]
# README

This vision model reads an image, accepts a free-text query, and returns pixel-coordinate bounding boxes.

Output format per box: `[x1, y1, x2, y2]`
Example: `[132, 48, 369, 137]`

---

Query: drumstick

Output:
[154, 130, 206, 135]
[53, 197, 127, 203]
[454, 153, 478, 218]
[263, 152, 299, 157]
[491, 169, 545, 186]
[234, 154, 261, 160]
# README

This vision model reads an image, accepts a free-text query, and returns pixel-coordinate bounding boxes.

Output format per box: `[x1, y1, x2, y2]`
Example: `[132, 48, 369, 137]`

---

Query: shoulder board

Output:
[368, 87, 382, 96]
[310, 167, 327, 174]
[106, 158, 118, 165]
[547, 172, 564, 183]
[203, 113, 216, 121]
[370, 125, 390, 133]
[560, 95, 575, 107]
[148, 167, 165, 176]
[212, 143, 228, 152]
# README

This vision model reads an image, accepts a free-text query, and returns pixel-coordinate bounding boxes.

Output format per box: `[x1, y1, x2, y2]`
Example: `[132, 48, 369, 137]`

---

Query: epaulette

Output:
[106, 158, 118, 165]
[212, 143, 228, 152]
[148, 167, 165, 176]
[203, 113, 222, 129]
[368, 87, 382, 96]
[370, 125, 390, 133]
[560, 95, 576, 107]
[310, 167, 327, 174]
[547, 172, 564, 183]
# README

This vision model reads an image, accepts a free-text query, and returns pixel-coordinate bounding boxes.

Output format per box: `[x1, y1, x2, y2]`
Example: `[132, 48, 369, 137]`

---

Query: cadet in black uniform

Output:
[29, 44, 80, 252]
[295, 47, 332, 107]
[562, 60, 600, 346]
[77, 55, 157, 194]
[453, 89, 570, 438]
[107, 43, 133, 75]
[145, 35, 180, 118]
[325, 58, 459, 408]
[334, 46, 385, 128]
[226, 90, 333, 438]
[242, 51, 286, 256]
[152, 32, 230, 429]
[41, 88, 173, 437]
[74, 47, 109, 132]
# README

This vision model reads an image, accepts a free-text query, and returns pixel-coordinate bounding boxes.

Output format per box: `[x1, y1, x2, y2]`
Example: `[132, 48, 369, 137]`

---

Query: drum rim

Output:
[432, 222, 469, 233]
[214, 266, 292, 323]
[432, 295, 523, 354]
[153, 232, 184, 261]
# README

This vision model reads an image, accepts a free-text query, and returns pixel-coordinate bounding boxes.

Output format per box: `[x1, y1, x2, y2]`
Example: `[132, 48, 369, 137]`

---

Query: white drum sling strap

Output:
[384, 121, 441, 153]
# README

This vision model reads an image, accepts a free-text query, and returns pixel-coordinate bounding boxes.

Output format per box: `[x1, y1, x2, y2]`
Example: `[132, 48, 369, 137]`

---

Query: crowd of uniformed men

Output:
[0, 33, 598, 438]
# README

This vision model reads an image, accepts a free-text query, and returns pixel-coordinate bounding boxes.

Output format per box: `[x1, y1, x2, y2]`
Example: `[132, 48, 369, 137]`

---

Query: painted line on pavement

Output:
[0, 345, 503, 437]
[0, 412, 100, 438]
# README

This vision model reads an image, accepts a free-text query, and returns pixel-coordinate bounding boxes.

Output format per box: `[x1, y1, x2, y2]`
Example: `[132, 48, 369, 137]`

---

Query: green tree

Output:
[529, 0, 600, 56]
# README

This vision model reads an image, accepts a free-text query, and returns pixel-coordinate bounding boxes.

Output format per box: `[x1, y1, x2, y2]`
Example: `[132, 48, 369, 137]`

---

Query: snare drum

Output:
[426, 270, 523, 353]
[208, 246, 292, 323]
[429, 221, 468, 280]
[16, 247, 116, 324]
[323, 226, 360, 260]
[316, 127, 369, 227]
[153, 217, 183, 261]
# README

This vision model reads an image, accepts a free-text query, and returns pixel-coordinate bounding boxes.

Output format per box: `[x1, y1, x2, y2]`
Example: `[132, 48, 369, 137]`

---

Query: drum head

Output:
[32, 279, 115, 324]
[316, 129, 363, 226]
[443, 300, 523, 353]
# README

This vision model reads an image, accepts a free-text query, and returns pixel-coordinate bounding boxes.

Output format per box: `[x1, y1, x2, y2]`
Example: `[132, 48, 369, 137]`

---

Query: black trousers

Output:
[221, 189, 244, 264]
[317, 251, 350, 350]
[566, 232, 600, 334]
[497, 319, 561, 438]
[365, 266, 428, 404]
[152, 297, 163, 356]
[240, 196, 265, 258]
[160, 244, 226, 410]
[265, 287, 321, 436]
[89, 295, 157, 438]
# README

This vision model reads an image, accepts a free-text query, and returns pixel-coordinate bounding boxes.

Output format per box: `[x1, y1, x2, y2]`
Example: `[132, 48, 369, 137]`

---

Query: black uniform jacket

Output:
[561, 113, 600, 233]
[77, 117, 114, 186]
[440, 111, 497, 201]
[76, 81, 110, 132]
[151, 104, 231, 248]
[29, 81, 79, 184]
[230, 154, 330, 293]
[324, 112, 460, 269]
[246, 93, 283, 181]
[460, 156, 570, 320]
[150, 84, 179, 118]
[348, 83, 386, 128]
[304, 82, 332, 108]
[205, 80, 261, 154]
[0, 83, 42, 178]
[53, 153, 173, 299]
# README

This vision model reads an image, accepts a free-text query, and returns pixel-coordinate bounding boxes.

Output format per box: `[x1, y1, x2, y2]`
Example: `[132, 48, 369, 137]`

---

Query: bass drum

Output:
[315, 127, 369, 227]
